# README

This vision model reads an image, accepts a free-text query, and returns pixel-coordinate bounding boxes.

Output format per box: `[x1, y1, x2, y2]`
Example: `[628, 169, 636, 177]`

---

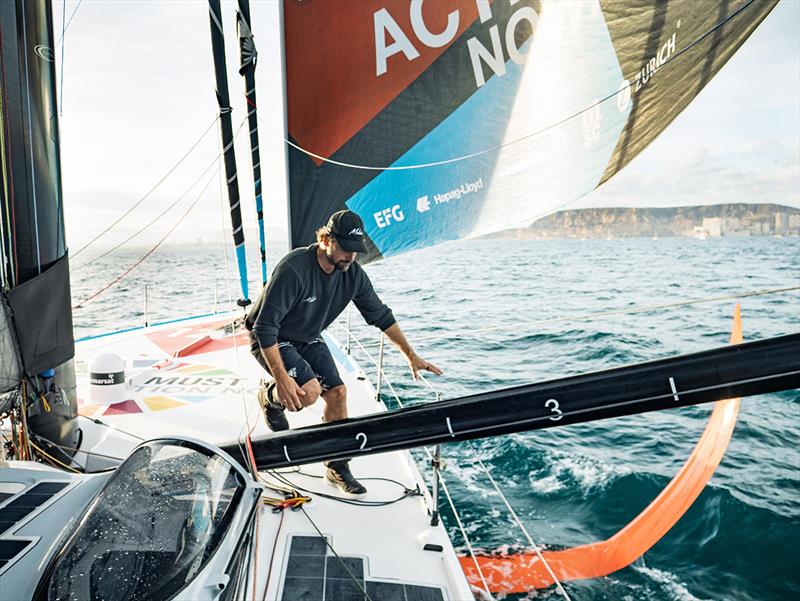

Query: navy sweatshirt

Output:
[247, 245, 395, 348]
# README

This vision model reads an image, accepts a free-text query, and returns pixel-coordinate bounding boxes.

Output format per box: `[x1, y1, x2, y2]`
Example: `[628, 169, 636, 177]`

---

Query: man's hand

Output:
[406, 352, 443, 381]
[276, 373, 306, 411]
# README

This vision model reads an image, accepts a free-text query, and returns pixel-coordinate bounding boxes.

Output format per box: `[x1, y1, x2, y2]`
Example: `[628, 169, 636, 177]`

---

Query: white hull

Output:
[0, 312, 475, 600]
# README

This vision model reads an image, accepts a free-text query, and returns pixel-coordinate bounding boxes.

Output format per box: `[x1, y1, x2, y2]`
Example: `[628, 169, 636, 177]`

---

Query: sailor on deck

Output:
[246, 210, 442, 494]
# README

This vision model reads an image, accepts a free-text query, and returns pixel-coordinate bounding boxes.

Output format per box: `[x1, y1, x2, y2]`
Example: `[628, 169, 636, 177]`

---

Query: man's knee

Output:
[323, 384, 347, 405]
[300, 379, 322, 406]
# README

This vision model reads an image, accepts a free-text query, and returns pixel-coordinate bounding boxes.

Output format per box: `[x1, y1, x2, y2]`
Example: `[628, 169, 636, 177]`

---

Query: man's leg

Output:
[253, 340, 321, 431]
[300, 339, 366, 495]
[321, 385, 347, 422]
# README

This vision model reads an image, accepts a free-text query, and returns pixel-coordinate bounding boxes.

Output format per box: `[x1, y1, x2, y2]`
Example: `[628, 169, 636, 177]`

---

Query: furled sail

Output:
[0, 0, 74, 384]
[281, 0, 778, 262]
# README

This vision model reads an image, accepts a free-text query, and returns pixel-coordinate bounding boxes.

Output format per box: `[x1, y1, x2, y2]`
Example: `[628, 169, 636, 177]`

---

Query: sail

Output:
[459, 305, 746, 592]
[281, 0, 778, 262]
[0, 293, 22, 395]
[0, 0, 74, 386]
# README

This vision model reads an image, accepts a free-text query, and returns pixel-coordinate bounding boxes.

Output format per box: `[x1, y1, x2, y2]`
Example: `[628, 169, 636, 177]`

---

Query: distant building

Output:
[702, 217, 722, 237]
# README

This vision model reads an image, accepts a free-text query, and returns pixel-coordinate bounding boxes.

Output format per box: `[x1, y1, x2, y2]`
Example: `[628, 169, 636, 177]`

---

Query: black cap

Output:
[326, 210, 368, 252]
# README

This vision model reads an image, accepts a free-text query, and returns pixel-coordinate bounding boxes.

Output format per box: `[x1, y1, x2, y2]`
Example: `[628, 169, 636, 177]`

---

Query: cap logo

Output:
[348, 228, 364, 236]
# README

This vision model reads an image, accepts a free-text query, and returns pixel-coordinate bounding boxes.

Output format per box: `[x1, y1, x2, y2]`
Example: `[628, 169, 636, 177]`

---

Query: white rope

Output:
[329, 319, 406, 403]
[351, 334, 567, 598]
[438, 475, 494, 599]
[55, 0, 83, 48]
[214, 123, 258, 477]
[337, 325, 497, 597]
[472, 453, 572, 600]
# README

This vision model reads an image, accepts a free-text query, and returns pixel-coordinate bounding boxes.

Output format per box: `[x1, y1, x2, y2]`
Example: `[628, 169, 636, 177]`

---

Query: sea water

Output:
[71, 235, 799, 601]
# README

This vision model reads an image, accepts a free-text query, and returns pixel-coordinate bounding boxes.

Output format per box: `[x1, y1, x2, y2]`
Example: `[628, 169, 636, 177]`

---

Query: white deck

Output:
[74, 312, 475, 600]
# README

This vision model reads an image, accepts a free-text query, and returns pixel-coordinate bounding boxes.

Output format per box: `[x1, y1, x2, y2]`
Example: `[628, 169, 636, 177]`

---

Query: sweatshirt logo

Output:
[303, 296, 317, 304]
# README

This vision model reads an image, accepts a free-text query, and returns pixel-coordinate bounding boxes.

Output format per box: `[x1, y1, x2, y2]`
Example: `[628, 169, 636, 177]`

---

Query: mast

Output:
[0, 0, 74, 395]
[207, 0, 250, 306]
[236, 0, 267, 287]
[223, 333, 800, 469]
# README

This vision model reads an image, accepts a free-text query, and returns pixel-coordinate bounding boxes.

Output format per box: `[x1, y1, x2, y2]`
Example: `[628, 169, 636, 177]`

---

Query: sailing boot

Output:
[257, 381, 289, 432]
[324, 459, 367, 495]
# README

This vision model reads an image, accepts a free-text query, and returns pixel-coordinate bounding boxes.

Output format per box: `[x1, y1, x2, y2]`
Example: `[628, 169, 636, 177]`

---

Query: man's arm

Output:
[382, 323, 443, 381]
[260, 344, 306, 411]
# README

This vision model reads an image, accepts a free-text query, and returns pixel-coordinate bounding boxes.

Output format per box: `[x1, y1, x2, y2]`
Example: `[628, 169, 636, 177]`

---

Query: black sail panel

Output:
[598, 0, 779, 182]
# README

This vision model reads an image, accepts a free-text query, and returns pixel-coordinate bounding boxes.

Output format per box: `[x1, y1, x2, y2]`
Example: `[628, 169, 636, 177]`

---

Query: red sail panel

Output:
[459, 305, 744, 592]
[284, 0, 480, 164]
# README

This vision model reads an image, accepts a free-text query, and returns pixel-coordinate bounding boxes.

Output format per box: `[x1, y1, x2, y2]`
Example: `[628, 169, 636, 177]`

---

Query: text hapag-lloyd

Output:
[433, 178, 483, 204]
[373, 0, 540, 89]
[373, 178, 484, 229]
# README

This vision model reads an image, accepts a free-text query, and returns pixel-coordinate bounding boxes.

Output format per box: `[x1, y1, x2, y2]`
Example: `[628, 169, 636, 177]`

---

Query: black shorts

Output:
[250, 335, 344, 391]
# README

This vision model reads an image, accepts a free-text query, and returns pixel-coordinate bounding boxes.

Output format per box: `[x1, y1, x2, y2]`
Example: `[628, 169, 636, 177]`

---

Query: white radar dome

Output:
[88, 353, 127, 405]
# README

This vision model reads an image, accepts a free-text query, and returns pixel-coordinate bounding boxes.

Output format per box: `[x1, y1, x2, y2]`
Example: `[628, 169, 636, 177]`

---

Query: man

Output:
[246, 210, 442, 495]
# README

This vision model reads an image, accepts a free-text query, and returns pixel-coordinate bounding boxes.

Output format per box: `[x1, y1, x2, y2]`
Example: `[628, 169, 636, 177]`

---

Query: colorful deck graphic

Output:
[78, 362, 241, 417]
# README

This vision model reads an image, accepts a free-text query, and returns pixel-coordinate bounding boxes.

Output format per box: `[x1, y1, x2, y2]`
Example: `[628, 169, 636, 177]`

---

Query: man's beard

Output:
[326, 250, 352, 271]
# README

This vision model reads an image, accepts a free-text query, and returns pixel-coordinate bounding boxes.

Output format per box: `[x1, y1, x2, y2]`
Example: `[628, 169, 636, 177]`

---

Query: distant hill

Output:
[489, 204, 800, 240]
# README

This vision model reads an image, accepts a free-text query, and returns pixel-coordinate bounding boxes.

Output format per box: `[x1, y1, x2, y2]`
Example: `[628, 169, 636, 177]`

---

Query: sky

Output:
[53, 0, 799, 251]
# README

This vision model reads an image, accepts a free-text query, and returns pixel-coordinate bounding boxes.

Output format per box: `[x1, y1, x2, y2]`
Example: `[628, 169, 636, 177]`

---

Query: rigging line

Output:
[471, 452, 572, 600]
[439, 475, 494, 600]
[59, 0, 65, 116]
[298, 507, 376, 601]
[328, 322, 407, 403]
[251, 503, 260, 601]
[29, 439, 80, 473]
[72, 166, 219, 309]
[355, 286, 800, 349]
[419, 372, 567, 596]
[269, 470, 416, 507]
[86, 417, 145, 441]
[29, 433, 125, 463]
[266, 0, 759, 171]
[71, 115, 220, 259]
[211, 125, 259, 467]
[54, 0, 83, 48]
[71, 149, 224, 272]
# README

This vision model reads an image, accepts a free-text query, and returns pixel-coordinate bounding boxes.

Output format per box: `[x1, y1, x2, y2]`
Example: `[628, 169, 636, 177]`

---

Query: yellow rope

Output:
[29, 439, 80, 473]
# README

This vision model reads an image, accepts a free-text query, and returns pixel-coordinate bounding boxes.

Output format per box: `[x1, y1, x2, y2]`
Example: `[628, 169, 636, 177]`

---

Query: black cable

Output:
[268, 470, 421, 507]
[299, 507, 375, 601]
[87, 417, 145, 441]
